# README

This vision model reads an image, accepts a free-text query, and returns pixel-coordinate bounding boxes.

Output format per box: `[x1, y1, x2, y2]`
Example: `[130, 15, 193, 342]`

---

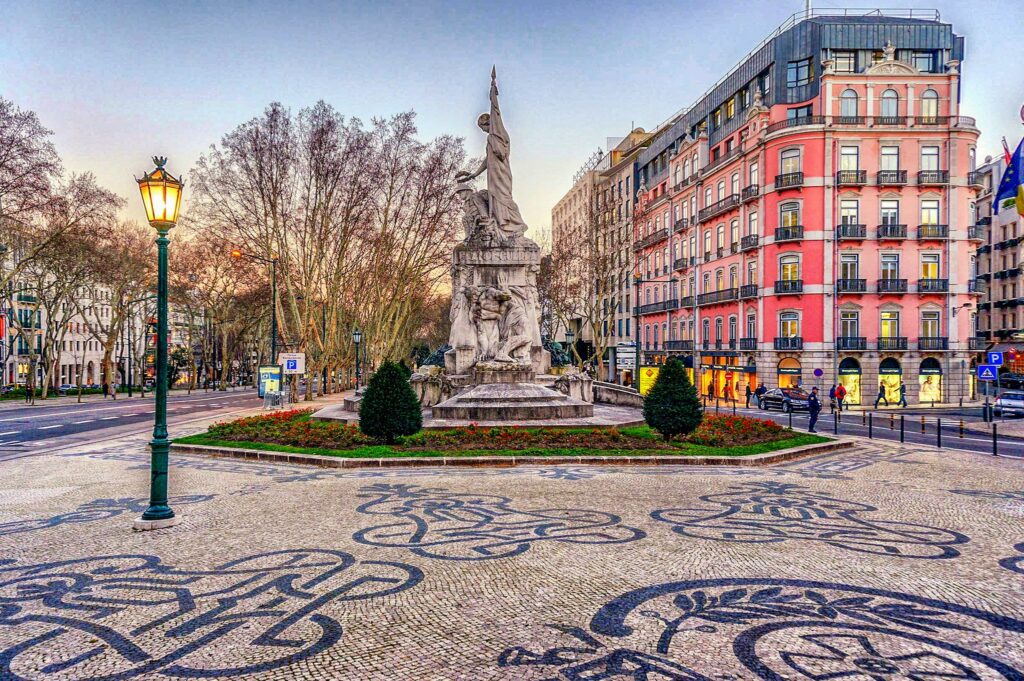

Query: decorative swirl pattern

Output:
[351, 483, 645, 560]
[0, 495, 214, 538]
[499, 578, 1024, 679]
[650, 481, 968, 559]
[0, 549, 422, 680]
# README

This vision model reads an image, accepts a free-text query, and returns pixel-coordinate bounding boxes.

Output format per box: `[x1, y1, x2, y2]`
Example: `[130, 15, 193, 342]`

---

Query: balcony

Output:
[774, 337, 804, 351]
[774, 279, 804, 295]
[836, 223, 866, 240]
[703, 252, 712, 263]
[968, 224, 985, 240]
[918, 337, 949, 350]
[774, 225, 804, 242]
[740, 234, 759, 251]
[917, 224, 949, 239]
[674, 218, 688, 230]
[741, 184, 759, 202]
[915, 115, 949, 126]
[664, 340, 694, 351]
[701, 145, 743, 174]
[836, 337, 867, 351]
[680, 295, 695, 308]
[635, 299, 679, 315]
[877, 337, 909, 351]
[968, 279, 984, 294]
[739, 283, 758, 299]
[775, 172, 804, 189]
[873, 115, 906, 126]
[766, 115, 825, 133]
[730, 242, 739, 254]
[917, 170, 949, 185]
[836, 278, 866, 293]
[877, 278, 908, 293]
[836, 169, 867, 186]
[876, 169, 907, 185]
[739, 338, 757, 350]
[953, 115, 977, 128]
[835, 115, 865, 126]
[969, 337, 989, 351]
[673, 257, 687, 271]
[967, 170, 985, 188]
[633, 228, 668, 251]
[717, 247, 725, 258]
[697, 288, 738, 306]
[917, 278, 949, 293]
[877, 223, 907, 240]
[698, 194, 740, 222]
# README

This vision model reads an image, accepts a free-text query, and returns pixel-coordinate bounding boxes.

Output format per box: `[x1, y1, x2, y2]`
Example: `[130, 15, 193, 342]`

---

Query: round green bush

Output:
[642, 358, 703, 441]
[359, 360, 422, 444]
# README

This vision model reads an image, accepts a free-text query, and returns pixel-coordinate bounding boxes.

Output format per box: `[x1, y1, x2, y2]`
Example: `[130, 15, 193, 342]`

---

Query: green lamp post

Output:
[133, 156, 183, 530]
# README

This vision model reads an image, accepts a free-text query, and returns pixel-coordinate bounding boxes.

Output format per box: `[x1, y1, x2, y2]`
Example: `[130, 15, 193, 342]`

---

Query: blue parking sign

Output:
[286, 359, 298, 371]
[987, 351, 1004, 366]
[977, 364, 998, 381]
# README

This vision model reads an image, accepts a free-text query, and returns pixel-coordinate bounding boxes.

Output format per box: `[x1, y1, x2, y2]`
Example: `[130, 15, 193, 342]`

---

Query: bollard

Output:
[733, 401, 737, 416]
[920, 415, 926, 434]
[868, 412, 873, 439]
[937, 418, 942, 449]
[833, 411, 839, 434]
[789, 409, 793, 430]
[862, 411, 866, 426]
[890, 413, 895, 430]
[993, 423, 998, 457]
[959, 420, 964, 438]
[900, 414, 905, 443]
[716, 399, 720, 414]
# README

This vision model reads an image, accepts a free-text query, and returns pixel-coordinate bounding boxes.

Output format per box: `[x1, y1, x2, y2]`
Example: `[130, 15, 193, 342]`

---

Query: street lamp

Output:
[230, 249, 279, 371]
[133, 156, 183, 531]
[352, 328, 363, 389]
[565, 329, 575, 366]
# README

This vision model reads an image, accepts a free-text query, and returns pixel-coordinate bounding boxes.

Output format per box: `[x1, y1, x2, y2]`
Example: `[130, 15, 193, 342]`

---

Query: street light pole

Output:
[353, 328, 363, 390]
[133, 156, 183, 531]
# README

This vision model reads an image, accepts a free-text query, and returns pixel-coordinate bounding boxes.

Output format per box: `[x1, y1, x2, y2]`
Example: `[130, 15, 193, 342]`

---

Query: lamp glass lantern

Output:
[136, 157, 184, 228]
[352, 328, 363, 345]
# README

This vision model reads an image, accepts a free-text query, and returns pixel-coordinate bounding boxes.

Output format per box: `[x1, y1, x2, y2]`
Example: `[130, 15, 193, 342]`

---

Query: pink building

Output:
[633, 11, 980, 404]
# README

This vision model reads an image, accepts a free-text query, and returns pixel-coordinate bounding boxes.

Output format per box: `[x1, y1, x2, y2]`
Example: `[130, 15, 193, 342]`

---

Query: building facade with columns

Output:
[633, 10, 981, 405]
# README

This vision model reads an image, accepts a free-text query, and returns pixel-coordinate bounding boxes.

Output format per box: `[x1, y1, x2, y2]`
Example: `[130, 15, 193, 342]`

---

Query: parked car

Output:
[758, 387, 811, 413]
[993, 391, 1024, 417]
[0, 385, 14, 395]
[57, 384, 73, 395]
[999, 373, 1024, 390]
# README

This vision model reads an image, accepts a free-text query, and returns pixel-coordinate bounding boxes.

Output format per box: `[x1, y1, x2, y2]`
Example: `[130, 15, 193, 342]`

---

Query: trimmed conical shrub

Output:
[642, 358, 703, 441]
[359, 360, 423, 444]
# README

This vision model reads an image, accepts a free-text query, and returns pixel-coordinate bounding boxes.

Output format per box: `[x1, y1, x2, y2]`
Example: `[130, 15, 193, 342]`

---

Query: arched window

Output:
[920, 89, 939, 120]
[730, 219, 739, 247]
[779, 254, 800, 281]
[717, 180, 726, 200]
[702, 318, 711, 342]
[880, 89, 899, 118]
[683, 159, 690, 177]
[840, 89, 859, 118]
[717, 224, 726, 249]
[715, 317, 723, 341]
[729, 265, 738, 289]
[729, 316, 738, 341]
[730, 172, 740, 195]
[716, 269, 724, 291]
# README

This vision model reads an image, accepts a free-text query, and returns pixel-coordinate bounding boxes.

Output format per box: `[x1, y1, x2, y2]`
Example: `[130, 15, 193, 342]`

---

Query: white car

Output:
[993, 392, 1024, 417]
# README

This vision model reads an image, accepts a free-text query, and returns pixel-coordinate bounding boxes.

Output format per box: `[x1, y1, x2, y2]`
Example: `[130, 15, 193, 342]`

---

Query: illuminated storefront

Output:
[878, 358, 902, 402]
[919, 358, 942, 404]
[777, 358, 801, 389]
[744, 356, 758, 394]
[837, 357, 861, 405]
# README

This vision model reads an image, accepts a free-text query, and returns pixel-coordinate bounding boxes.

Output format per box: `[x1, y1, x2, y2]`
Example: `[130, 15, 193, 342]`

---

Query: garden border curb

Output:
[169, 437, 855, 469]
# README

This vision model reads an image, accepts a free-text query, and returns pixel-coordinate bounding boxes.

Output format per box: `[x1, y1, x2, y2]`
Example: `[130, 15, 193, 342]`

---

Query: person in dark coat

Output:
[808, 387, 822, 433]
[874, 383, 888, 408]
[898, 381, 908, 407]
[745, 384, 752, 408]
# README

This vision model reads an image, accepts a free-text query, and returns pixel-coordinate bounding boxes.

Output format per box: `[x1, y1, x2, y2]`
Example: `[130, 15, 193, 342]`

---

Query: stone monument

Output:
[429, 68, 592, 420]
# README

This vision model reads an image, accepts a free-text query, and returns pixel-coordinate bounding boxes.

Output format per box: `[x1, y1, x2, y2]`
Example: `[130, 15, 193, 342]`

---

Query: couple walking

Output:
[874, 381, 908, 408]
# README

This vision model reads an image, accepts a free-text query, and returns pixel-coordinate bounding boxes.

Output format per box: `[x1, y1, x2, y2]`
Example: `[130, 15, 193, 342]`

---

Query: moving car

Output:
[993, 391, 1024, 417]
[758, 387, 811, 413]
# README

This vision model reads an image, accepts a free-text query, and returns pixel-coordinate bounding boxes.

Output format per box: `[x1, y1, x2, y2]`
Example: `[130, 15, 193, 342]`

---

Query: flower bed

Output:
[195, 409, 799, 454]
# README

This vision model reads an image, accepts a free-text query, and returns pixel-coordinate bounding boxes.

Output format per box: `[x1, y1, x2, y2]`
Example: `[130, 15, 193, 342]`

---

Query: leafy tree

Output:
[643, 358, 702, 441]
[359, 360, 422, 444]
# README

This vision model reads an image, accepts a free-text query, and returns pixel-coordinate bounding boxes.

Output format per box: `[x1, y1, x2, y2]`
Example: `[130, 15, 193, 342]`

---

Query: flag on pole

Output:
[1003, 137, 1014, 164]
[995, 137, 1024, 217]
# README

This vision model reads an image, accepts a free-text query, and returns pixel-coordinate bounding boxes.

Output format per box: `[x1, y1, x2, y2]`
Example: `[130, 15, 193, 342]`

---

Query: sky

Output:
[2, 0, 1023, 237]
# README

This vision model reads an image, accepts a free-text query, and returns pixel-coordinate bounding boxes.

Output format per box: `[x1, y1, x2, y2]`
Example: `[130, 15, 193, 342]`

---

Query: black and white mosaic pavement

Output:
[1, 439, 1021, 679]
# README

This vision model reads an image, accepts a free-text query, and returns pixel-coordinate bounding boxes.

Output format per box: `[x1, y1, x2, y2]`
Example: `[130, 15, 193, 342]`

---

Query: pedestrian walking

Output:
[745, 384, 752, 408]
[898, 381, 908, 408]
[874, 383, 889, 408]
[808, 387, 822, 433]
[828, 384, 837, 414]
[835, 383, 846, 413]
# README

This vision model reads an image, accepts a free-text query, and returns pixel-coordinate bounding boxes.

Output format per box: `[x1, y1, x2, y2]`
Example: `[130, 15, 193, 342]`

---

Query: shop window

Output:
[878, 357, 902, 402]
[838, 357, 862, 405]
[919, 358, 942, 403]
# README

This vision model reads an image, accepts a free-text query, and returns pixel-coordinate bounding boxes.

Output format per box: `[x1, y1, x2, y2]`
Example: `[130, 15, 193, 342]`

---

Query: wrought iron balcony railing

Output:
[876, 169, 907, 185]
[836, 170, 867, 185]
[918, 337, 948, 350]
[775, 172, 804, 189]
[877, 223, 907, 239]
[774, 337, 803, 350]
[837, 223, 866, 239]
[836, 337, 867, 351]
[917, 278, 949, 293]
[739, 284, 758, 299]
[774, 279, 804, 294]
[917, 223, 949, 239]
[739, 338, 757, 350]
[877, 278, 908, 293]
[741, 184, 759, 202]
[917, 170, 949, 185]
[836, 278, 866, 293]
[775, 225, 804, 242]
[877, 337, 908, 350]
[740, 234, 759, 251]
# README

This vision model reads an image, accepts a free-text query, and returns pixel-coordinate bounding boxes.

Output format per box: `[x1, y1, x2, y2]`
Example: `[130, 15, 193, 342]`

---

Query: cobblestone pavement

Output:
[1, 438, 1022, 679]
